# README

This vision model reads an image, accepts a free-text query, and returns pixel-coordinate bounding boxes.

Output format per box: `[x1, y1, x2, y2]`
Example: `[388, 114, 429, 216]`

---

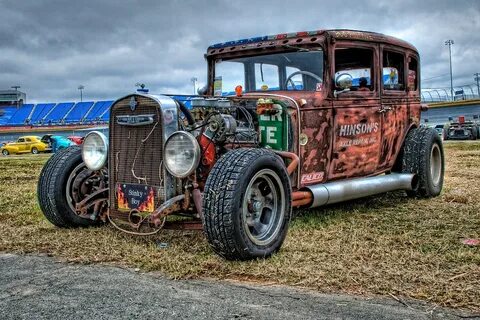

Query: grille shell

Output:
[108, 95, 178, 222]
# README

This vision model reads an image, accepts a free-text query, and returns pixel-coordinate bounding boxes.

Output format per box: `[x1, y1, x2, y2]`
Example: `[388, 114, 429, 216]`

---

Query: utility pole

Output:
[475, 73, 480, 98]
[78, 85, 85, 102]
[190, 77, 197, 95]
[445, 40, 454, 101]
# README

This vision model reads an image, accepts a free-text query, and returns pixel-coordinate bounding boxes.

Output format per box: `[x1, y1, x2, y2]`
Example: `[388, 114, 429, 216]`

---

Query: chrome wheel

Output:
[242, 169, 285, 246]
[430, 143, 442, 186]
[2, 150, 8, 156]
[31, 147, 38, 154]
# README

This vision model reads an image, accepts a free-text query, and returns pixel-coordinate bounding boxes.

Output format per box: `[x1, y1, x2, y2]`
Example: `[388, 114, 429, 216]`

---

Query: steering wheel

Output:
[285, 71, 323, 90]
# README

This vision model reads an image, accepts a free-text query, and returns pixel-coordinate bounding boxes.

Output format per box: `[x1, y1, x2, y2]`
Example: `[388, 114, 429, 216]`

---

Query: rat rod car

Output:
[38, 30, 444, 260]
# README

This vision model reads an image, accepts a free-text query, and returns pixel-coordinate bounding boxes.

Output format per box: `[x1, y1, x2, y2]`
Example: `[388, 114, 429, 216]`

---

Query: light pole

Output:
[190, 77, 197, 95]
[475, 73, 480, 98]
[445, 40, 454, 101]
[78, 85, 85, 102]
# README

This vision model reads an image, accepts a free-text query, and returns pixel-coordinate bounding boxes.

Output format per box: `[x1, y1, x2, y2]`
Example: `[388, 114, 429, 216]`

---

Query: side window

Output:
[334, 47, 374, 92]
[255, 63, 279, 91]
[25, 138, 31, 142]
[408, 57, 418, 91]
[383, 51, 405, 90]
[18, 138, 25, 143]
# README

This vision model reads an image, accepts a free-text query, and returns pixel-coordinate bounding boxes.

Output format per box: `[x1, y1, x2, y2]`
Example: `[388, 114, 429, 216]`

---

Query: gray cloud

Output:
[0, 0, 479, 102]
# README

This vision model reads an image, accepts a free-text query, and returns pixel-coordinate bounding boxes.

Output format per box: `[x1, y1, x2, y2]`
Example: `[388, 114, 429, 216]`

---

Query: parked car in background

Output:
[41, 134, 75, 153]
[1, 136, 48, 155]
[434, 124, 447, 140]
[68, 136, 84, 145]
[444, 118, 479, 140]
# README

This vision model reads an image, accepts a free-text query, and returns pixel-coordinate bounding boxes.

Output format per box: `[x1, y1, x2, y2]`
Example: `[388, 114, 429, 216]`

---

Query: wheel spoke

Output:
[251, 220, 265, 235]
[242, 169, 286, 246]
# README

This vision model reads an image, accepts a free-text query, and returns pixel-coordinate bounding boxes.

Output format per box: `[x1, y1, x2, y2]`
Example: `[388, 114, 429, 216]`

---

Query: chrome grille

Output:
[108, 95, 165, 221]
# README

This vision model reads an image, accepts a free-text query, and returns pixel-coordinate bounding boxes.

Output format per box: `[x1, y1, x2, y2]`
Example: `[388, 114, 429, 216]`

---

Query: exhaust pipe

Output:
[304, 173, 418, 208]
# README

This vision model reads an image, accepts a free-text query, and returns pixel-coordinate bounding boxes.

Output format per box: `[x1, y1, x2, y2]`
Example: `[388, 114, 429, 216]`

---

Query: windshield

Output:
[213, 50, 323, 96]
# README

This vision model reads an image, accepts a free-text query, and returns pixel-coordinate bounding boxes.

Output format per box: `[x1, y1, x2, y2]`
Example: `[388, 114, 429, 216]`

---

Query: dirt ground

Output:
[0, 142, 478, 312]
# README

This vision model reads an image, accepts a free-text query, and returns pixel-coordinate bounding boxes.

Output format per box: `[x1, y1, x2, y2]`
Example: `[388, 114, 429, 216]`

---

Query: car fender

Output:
[3, 146, 19, 154]
[32, 143, 47, 152]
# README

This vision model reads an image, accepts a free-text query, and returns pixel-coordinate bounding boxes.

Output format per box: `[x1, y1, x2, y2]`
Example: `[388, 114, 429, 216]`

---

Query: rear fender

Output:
[392, 123, 418, 171]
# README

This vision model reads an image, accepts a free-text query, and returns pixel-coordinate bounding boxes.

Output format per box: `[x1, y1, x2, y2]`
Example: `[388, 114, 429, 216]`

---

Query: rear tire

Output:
[2, 149, 9, 156]
[203, 148, 292, 260]
[37, 146, 99, 227]
[398, 127, 444, 198]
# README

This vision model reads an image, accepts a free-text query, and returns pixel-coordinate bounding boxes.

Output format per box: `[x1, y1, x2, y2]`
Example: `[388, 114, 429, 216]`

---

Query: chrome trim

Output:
[82, 131, 109, 171]
[116, 114, 155, 126]
[109, 93, 179, 200]
[306, 173, 417, 208]
[163, 131, 201, 178]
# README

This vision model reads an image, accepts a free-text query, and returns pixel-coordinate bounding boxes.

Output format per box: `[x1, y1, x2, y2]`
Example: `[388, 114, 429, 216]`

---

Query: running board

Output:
[305, 173, 418, 208]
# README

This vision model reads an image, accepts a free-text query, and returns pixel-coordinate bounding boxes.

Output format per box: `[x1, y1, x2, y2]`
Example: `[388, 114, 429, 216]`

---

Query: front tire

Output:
[203, 148, 292, 260]
[31, 147, 39, 154]
[398, 127, 444, 197]
[2, 149, 9, 156]
[37, 146, 99, 227]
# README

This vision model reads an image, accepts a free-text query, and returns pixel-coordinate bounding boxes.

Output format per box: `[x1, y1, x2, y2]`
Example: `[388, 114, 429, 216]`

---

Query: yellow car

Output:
[1, 136, 48, 155]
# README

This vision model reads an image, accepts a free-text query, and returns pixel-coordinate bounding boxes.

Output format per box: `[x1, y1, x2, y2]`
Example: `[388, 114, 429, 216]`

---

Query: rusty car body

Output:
[38, 30, 445, 260]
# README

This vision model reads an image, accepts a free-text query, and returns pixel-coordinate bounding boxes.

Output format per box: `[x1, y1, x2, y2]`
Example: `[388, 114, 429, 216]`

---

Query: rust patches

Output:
[300, 108, 333, 186]
[329, 105, 382, 179]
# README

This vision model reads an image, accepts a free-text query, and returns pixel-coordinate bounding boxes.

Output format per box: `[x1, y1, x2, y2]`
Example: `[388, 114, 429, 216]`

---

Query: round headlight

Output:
[164, 131, 200, 178]
[82, 131, 108, 170]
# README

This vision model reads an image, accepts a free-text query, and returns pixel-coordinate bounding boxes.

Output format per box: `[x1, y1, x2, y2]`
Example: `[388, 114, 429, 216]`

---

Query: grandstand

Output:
[0, 92, 195, 130]
[0, 100, 114, 127]
[0, 89, 199, 130]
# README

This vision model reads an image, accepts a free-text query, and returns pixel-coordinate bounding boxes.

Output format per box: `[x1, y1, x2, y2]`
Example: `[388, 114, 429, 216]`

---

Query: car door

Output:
[329, 43, 382, 180]
[16, 138, 26, 153]
[25, 138, 33, 152]
[377, 47, 409, 170]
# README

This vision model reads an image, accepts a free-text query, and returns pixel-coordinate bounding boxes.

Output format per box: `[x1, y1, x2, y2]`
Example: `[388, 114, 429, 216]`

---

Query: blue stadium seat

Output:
[30, 103, 56, 124]
[64, 101, 94, 123]
[7, 104, 34, 125]
[99, 101, 113, 121]
[42, 102, 74, 124]
[83, 101, 105, 122]
[0, 106, 19, 125]
[83, 101, 113, 122]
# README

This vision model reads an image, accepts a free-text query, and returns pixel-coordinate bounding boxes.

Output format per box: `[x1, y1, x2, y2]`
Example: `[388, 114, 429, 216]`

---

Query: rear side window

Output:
[18, 138, 25, 142]
[408, 57, 418, 91]
[383, 51, 405, 90]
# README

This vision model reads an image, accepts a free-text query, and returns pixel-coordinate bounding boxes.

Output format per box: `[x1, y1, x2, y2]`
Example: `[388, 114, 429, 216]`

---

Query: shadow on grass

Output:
[291, 190, 412, 229]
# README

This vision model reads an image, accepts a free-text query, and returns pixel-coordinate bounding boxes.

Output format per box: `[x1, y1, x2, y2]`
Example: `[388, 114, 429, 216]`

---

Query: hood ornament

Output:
[129, 96, 137, 111]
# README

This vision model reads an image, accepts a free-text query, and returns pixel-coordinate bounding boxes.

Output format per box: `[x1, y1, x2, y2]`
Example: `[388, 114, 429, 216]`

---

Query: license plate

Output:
[116, 183, 156, 212]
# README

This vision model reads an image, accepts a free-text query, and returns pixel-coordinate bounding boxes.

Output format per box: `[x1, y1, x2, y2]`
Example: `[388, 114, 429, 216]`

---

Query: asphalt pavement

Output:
[0, 253, 475, 320]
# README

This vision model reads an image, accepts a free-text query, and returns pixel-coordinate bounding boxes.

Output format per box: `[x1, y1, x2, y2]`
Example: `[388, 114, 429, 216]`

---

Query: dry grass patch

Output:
[0, 143, 479, 311]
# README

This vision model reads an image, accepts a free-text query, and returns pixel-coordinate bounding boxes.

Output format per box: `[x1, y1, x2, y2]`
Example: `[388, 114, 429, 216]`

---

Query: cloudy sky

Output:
[1, 0, 479, 103]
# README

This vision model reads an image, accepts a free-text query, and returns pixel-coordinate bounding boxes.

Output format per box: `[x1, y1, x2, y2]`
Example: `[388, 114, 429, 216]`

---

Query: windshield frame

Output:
[207, 44, 326, 96]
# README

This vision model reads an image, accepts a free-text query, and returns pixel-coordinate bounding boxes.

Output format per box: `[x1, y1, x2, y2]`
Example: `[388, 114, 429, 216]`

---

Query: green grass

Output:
[0, 145, 479, 311]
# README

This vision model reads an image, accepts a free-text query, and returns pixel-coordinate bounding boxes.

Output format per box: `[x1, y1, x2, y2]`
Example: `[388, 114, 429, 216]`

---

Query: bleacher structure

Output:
[0, 100, 114, 126]
[0, 93, 196, 127]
